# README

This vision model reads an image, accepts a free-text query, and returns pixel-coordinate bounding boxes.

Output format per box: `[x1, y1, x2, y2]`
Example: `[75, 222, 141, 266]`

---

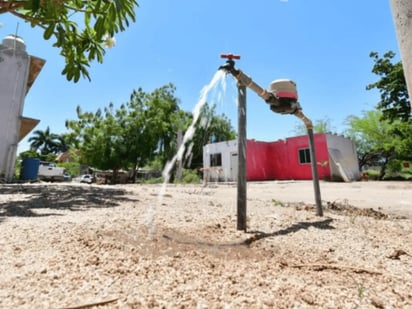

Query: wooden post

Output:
[237, 84, 247, 231]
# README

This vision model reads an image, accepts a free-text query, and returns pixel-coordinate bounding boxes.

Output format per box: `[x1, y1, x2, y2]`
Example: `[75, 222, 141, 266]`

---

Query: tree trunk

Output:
[112, 168, 119, 184]
[390, 0, 412, 108]
[132, 157, 140, 183]
[379, 155, 390, 180]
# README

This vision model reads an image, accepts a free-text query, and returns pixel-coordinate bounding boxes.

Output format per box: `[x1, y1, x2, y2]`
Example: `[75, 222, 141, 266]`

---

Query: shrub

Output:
[58, 162, 80, 177]
[176, 169, 201, 184]
[363, 169, 380, 180]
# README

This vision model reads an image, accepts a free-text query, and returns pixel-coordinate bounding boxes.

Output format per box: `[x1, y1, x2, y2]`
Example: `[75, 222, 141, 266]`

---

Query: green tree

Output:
[50, 132, 78, 153]
[187, 104, 236, 169]
[146, 84, 182, 167]
[115, 87, 174, 180]
[66, 84, 183, 182]
[293, 117, 335, 136]
[66, 85, 237, 182]
[66, 104, 125, 179]
[344, 109, 410, 179]
[367, 51, 410, 122]
[28, 126, 59, 155]
[1, 0, 138, 82]
[18, 149, 40, 160]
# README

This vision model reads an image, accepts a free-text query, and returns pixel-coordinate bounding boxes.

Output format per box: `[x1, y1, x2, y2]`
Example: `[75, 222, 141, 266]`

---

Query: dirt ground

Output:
[0, 180, 411, 308]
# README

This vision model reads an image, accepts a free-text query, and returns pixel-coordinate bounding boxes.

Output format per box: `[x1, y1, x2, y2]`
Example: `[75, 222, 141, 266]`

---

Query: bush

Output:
[363, 169, 380, 180]
[144, 158, 164, 171]
[383, 160, 412, 180]
[57, 162, 80, 177]
[176, 169, 201, 184]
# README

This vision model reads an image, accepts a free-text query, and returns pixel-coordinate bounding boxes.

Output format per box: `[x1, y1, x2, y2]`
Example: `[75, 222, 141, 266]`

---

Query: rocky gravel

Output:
[0, 181, 411, 308]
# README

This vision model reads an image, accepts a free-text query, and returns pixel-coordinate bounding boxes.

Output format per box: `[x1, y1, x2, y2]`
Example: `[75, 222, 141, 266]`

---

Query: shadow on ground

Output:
[245, 218, 335, 245]
[0, 184, 136, 218]
[162, 218, 335, 249]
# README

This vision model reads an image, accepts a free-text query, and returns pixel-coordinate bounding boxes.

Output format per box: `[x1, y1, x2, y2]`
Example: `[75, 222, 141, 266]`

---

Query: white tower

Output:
[0, 35, 45, 182]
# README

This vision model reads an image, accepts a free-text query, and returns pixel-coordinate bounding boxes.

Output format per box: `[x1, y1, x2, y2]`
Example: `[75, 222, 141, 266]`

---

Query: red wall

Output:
[246, 140, 272, 181]
[246, 134, 330, 181]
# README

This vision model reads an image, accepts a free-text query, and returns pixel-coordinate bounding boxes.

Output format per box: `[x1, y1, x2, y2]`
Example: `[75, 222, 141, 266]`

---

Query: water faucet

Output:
[219, 54, 239, 75]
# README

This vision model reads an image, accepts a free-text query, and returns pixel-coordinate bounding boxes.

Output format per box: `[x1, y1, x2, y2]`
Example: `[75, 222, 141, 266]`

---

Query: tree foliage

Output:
[0, 0, 138, 82]
[28, 126, 58, 155]
[367, 51, 410, 122]
[65, 84, 236, 182]
[345, 109, 412, 179]
[28, 127, 75, 155]
[188, 104, 236, 168]
[293, 117, 335, 136]
[350, 51, 412, 179]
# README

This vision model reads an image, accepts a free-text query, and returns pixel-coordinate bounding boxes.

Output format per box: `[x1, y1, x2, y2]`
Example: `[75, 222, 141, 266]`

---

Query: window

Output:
[210, 153, 222, 166]
[298, 148, 311, 164]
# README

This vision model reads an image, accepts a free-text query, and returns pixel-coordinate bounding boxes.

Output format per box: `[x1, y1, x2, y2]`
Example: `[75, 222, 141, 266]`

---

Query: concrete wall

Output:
[0, 36, 30, 182]
[326, 134, 360, 181]
[202, 140, 238, 181]
[390, 0, 412, 104]
[273, 134, 330, 181]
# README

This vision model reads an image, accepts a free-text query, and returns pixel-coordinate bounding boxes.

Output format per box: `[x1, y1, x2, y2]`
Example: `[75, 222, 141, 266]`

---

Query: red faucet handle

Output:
[220, 54, 241, 60]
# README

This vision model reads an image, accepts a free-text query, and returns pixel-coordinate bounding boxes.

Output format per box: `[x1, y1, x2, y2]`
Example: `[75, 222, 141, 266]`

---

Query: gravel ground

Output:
[0, 181, 411, 308]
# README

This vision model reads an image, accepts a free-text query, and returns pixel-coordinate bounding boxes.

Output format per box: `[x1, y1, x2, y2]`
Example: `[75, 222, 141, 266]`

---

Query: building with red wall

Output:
[202, 133, 360, 182]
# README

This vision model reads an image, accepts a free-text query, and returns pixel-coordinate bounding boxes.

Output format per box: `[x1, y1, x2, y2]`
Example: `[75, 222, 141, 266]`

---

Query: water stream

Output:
[145, 70, 227, 238]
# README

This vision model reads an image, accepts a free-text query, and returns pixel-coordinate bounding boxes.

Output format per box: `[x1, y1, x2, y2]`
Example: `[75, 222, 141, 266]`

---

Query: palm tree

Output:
[28, 126, 59, 155]
[51, 135, 71, 153]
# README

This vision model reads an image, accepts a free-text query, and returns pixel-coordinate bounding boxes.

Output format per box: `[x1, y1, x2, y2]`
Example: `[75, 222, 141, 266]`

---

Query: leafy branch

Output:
[0, 0, 138, 82]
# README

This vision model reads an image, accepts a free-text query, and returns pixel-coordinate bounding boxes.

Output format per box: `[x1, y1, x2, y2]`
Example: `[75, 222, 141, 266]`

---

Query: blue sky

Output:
[0, 0, 400, 153]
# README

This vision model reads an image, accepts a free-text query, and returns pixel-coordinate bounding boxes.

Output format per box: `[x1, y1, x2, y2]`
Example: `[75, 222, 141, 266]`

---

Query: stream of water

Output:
[145, 70, 227, 238]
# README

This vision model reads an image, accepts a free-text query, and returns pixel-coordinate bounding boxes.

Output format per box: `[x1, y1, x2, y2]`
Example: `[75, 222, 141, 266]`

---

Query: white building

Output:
[202, 139, 239, 182]
[203, 133, 360, 182]
[0, 35, 45, 182]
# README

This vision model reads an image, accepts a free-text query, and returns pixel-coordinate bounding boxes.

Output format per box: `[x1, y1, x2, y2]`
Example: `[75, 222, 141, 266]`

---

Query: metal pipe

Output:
[232, 70, 273, 102]
[294, 111, 323, 216]
[237, 84, 247, 231]
[294, 109, 313, 130]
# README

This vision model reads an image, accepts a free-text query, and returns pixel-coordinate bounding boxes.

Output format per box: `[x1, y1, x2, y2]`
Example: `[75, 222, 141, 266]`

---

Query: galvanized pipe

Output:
[237, 84, 247, 231]
[232, 70, 273, 102]
[294, 111, 323, 216]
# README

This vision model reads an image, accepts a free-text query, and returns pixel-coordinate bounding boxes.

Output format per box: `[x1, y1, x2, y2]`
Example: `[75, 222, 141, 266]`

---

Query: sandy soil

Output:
[0, 180, 411, 308]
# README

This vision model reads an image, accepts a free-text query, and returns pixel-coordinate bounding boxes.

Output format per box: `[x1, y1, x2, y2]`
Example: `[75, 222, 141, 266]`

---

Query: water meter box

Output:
[269, 79, 298, 99]
[268, 79, 300, 114]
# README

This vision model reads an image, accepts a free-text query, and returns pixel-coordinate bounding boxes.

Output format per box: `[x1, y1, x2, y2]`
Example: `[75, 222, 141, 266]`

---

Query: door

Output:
[230, 152, 238, 182]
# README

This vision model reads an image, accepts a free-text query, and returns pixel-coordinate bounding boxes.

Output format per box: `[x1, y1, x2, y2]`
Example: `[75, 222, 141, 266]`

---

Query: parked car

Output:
[38, 161, 65, 182]
[63, 173, 72, 182]
[80, 174, 95, 184]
